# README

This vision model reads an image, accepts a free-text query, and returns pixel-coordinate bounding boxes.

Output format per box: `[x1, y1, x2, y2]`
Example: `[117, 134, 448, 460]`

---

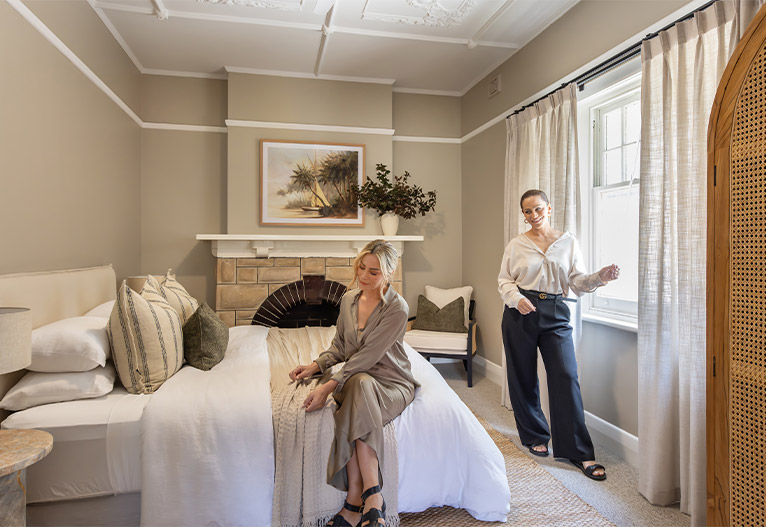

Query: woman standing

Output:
[498, 189, 619, 481]
[290, 239, 417, 527]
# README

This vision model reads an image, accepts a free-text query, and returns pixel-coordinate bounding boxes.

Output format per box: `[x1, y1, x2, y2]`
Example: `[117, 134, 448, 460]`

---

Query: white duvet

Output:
[141, 325, 509, 526]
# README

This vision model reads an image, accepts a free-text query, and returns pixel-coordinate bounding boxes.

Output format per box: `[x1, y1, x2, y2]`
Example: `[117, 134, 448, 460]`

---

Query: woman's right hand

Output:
[516, 297, 537, 315]
[289, 361, 320, 381]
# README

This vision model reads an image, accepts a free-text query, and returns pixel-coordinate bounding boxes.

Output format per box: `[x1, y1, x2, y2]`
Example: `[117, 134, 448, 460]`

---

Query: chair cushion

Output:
[424, 285, 473, 327]
[404, 329, 469, 352]
[412, 295, 467, 333]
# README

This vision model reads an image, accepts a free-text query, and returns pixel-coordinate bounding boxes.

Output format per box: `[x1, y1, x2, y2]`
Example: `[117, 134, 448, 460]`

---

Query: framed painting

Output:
[260, 140, 365, 226]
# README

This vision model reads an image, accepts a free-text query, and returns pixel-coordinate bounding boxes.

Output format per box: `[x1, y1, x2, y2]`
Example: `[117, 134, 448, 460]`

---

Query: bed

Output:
[0, 265, 510, 526]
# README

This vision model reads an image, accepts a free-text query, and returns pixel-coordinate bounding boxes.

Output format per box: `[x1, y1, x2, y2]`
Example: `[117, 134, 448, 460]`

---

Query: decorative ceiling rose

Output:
[362, 0, 476, 28]
[197, 0, 304, 10]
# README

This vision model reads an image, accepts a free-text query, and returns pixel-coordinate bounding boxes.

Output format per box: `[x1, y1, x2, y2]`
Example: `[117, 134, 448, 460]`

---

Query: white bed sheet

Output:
[397, 345, 510, 521]
[1, 387, 150, 503]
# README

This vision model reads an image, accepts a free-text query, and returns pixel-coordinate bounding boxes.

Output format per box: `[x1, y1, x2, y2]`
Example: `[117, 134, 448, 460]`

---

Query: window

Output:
[578, 69, 641, 327]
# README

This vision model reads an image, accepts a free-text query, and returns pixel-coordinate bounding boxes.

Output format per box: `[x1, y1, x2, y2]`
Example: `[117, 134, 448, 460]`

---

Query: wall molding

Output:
[143, 122, 228, 133]
[226, 119, 395, 135]
[473, 354, 504, 387]
[584, 411, 640, 469]
[393, 135, 460, 144]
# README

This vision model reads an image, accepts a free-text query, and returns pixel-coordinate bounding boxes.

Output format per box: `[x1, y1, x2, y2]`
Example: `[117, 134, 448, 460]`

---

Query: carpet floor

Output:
[402, 361, 692, 527]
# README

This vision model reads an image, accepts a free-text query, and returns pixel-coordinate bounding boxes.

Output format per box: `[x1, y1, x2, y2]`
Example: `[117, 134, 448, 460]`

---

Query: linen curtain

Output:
[501, 83, 580, 412]
[638, 1, 763, 524]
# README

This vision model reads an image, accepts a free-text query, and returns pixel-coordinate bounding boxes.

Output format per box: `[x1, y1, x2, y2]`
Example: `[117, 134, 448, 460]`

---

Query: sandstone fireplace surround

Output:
[197, 235, 423, 328]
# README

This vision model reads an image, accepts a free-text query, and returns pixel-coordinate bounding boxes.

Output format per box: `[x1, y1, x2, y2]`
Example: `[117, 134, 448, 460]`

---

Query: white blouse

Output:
[497, 231, 604, 309]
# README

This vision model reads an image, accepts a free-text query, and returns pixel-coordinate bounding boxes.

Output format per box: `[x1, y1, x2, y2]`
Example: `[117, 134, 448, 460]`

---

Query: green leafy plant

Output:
[356, 164, 437, 219]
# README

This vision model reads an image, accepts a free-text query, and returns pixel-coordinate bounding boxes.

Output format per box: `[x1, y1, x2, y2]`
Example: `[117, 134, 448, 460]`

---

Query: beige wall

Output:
[460, 0, 689, 432]
[141, 75, 227, 126]
[24, 0, 141, 117]
[140, 129, 227, 305]
[0, 0, 141, 282]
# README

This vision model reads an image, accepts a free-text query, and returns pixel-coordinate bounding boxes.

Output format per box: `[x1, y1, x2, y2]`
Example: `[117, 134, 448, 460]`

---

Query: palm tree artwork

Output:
[264, 141, 363, 224]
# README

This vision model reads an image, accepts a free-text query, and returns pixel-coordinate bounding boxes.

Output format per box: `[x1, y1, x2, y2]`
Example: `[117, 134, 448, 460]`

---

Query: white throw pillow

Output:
[29, 316, 111, 372]
[108, 278, 184, 394]
[85, 300, 115, 318]
[0, 363, 116, 411]
[424, 285, 473, 328]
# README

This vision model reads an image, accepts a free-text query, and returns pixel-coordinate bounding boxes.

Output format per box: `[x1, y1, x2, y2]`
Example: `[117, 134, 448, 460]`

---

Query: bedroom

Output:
[0, 0, 763, 526]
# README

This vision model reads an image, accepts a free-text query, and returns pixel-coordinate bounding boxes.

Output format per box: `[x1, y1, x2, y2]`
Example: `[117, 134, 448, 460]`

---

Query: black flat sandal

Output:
[569, 459, 607, 481]
[360, 485, 386, 527]
[327, 500, 363, 527]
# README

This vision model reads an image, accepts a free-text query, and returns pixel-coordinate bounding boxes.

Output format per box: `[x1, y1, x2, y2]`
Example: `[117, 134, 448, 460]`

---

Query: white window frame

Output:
[577, 62, 641, 332]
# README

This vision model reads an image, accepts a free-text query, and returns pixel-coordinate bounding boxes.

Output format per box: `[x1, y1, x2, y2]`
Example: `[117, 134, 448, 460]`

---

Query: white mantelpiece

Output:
[196, 234, 424, 258]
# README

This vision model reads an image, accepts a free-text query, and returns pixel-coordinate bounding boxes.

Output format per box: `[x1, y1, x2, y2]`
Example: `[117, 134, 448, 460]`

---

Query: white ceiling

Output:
[86, 0, 580, 95]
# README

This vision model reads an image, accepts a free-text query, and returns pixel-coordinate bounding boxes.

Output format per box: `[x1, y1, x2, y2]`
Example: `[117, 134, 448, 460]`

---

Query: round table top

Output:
[0, 429, 53, 477]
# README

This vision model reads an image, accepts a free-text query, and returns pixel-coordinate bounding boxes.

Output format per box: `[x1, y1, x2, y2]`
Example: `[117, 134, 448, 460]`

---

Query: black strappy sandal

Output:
[327, 500, 363, 527]
[360, 485, 386, 527]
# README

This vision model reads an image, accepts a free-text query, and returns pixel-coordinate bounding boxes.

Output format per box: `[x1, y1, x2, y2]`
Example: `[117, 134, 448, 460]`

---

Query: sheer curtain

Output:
[638, 1, 763, 524]
[501, 83, 580, 412]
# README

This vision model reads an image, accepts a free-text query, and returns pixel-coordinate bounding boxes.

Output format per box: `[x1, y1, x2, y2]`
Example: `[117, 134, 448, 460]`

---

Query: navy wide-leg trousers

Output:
[501, 292, 595, 461]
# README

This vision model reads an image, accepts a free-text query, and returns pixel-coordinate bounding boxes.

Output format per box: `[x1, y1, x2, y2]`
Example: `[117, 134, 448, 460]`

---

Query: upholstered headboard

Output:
[0, 265, 117, 330]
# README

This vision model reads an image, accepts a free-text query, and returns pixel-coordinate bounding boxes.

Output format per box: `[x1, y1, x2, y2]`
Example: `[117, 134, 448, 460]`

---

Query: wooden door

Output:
[707, 5, 766, 526]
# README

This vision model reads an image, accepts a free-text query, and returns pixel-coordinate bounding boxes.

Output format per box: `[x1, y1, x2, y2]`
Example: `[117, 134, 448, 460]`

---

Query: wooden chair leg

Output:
[467, 357, 473, 388]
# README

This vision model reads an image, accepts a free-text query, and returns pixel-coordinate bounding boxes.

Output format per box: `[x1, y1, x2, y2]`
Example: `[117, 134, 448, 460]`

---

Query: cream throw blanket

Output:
[268, 328, 400, 527]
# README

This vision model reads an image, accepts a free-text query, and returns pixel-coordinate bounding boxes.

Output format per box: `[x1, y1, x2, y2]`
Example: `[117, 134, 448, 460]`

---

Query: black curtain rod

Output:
[506, 0, 719, 119]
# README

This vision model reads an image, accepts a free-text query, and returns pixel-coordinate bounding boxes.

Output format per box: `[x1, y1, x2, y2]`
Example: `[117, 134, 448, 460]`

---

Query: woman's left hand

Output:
[303, 380, 338, 412]
[599, 264, 620, 283]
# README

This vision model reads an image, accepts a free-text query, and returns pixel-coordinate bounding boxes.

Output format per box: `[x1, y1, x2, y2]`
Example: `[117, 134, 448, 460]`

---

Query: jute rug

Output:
[399, 416, 615, 526]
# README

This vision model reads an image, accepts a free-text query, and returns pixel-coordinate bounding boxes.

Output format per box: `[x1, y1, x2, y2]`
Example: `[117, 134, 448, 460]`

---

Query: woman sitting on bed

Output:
[289, 239, 418, 527]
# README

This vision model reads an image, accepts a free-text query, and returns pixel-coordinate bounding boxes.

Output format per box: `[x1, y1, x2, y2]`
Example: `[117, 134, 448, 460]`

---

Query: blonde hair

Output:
[349, 239, 399, 300]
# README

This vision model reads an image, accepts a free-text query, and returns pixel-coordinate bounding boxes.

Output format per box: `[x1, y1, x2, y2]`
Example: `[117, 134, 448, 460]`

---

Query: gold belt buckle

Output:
[538, 293, 547, 300]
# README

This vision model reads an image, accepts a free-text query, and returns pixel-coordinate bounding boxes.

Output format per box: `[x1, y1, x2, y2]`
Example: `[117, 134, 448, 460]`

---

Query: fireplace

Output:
[200, 235, 419, 328]
[252, 276, 346, 328]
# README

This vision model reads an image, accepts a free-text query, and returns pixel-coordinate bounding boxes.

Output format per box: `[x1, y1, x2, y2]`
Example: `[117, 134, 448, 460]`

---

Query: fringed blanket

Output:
[268, 328, 399, 527]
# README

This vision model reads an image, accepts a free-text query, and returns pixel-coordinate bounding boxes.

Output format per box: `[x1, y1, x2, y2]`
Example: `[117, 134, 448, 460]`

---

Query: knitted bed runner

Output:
[271, 377, 400, 527]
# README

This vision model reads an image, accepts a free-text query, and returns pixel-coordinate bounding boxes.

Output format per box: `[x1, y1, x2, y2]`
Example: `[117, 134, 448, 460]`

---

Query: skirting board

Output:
[584, 411, 639, 469]
[470, 355, 640, 469]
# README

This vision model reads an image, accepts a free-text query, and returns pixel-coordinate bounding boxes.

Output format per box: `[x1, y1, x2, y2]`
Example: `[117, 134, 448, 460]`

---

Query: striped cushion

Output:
[108, 279, 184, 394]
[158, 270, 199, 325]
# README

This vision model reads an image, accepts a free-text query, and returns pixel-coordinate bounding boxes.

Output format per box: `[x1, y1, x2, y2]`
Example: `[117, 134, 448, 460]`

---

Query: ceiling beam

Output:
[314, 0, 338, 77]
[468, 0, 517, 48]
[150, 0, 169, 20]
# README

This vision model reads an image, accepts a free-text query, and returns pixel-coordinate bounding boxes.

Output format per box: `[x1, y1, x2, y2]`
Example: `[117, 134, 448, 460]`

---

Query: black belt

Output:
[519, 288, 563, 300]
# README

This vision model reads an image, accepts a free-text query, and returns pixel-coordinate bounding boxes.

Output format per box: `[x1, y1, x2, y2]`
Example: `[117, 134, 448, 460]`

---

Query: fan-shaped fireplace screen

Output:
[252, 275, 347, 328]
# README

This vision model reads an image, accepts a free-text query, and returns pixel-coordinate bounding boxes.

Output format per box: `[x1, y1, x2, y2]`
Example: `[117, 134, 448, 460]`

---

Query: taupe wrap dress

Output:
[314, 285, 419, 491]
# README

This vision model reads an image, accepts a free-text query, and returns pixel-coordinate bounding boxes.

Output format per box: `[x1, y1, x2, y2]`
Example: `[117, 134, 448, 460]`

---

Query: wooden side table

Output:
[0, 429, 53, 526]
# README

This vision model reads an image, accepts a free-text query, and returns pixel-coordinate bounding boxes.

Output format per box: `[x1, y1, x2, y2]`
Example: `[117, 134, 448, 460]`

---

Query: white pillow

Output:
[424, 285, 473, 328]
[0, 363, 116, 411]
[85, 300, 115, 318]
[30, 316, 111, 372]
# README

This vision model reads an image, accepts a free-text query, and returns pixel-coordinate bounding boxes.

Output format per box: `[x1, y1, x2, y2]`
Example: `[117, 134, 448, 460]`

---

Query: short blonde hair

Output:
[349, 239, 399, 299]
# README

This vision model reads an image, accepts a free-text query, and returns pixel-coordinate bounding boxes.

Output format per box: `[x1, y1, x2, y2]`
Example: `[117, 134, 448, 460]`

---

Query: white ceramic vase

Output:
[380, 213, 400, 236]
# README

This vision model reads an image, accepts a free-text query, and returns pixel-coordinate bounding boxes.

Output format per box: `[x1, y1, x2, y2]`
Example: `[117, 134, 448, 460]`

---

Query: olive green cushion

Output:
[412, 295, 467, 333]
[182, 302, 229, 371]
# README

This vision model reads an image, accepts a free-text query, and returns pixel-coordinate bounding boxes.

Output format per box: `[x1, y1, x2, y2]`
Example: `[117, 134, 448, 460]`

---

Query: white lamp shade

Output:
[0, 307, 32, 374]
